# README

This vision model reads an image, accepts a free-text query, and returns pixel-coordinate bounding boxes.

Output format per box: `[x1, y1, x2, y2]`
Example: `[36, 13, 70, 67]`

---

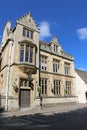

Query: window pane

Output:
[40, 55, 47, 71]
[40, 78, 47, 95]
[22, 28, 33, 39]
[53, 80, 61, 95]
[53, 59, 60, 73]
[20, 45, 24, 62]
[30, 47, 33, 63]
[23, 28, 26, 37]
[25, 46, 29, 62]
[27, 30, 29, 38]
[31, 31, 33, 39]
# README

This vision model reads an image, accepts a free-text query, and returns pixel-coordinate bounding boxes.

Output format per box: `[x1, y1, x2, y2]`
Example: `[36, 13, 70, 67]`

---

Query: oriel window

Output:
[20, 44, 34, 64]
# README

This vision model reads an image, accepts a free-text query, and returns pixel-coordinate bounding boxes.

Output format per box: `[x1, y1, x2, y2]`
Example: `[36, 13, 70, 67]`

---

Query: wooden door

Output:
[20, 89, 30, 108]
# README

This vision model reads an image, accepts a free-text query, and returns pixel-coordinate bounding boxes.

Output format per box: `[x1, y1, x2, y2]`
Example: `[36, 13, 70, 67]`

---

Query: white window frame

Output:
[40, 55, 47, 71]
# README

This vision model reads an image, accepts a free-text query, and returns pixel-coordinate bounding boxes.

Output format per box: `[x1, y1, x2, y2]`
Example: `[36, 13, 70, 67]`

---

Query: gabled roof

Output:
[75, 69, 87, 83]
[16, 12, 40, 32]
[50, 35, 60, 46]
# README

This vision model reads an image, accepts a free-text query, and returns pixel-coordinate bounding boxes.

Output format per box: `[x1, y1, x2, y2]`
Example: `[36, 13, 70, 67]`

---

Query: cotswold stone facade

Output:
[0, 13, 76, 111]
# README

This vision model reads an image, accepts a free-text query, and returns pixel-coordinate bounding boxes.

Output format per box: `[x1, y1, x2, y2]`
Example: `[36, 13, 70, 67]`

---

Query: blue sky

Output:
[0, 0, 87, 70]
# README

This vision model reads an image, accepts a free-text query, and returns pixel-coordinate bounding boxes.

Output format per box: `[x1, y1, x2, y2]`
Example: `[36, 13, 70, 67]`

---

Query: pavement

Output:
[1, 103, 87, 117]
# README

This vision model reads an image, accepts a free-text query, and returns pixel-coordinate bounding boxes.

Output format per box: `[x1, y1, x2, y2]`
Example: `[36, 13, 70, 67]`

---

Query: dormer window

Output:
[23, 28, 33, 39]
[54, 45, 58, 53]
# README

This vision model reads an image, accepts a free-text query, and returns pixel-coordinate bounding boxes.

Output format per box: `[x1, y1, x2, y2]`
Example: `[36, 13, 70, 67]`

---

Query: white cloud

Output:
[39, 21, 52, 40]
[78, 67, 87, 71]
[77, 28, 87, 40]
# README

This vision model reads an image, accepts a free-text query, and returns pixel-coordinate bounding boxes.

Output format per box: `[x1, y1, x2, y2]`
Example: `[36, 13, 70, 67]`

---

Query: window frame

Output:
[40, 78, 47, 95]
[23, 27, 33, 39]
[53, 59, 60, 73]
[53, 80, 61, 95]
[65, 81, 72, 95]
[64, 62, 70, 75]
[20, 44, 34, 64]
[40, 55, 47, 71]
[54, 45, 58, 53]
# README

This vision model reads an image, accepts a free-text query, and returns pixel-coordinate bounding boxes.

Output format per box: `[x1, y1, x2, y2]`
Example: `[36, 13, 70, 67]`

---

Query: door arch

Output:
[19, 89, 30, 108]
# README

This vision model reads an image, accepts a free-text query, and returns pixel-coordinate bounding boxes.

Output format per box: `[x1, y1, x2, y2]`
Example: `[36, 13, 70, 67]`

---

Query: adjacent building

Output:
[75, 69, 87, 103]
[0, 13, 76, 111]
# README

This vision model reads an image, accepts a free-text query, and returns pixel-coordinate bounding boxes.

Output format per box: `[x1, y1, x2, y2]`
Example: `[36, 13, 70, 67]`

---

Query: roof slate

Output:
[75, 69, 87, 83]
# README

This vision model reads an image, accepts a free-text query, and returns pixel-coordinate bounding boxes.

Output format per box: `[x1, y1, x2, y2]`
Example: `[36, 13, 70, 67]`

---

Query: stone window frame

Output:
[53, 80, 61, 95]
[40, 78, 47, 95]
[23, 27, 33, 39]
[64, 62, 70, 75]
[54, 44, 58, 53]
[65, 81, 72, 95]
[40, 55, 47, 71]
[53, 59, 60, 73]
[20, 44, 34, 64]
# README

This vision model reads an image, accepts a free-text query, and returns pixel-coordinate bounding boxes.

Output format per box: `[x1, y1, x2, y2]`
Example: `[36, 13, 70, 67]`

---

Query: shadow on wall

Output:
[0, 95, 5, 112]
[0, 94, 1, 108]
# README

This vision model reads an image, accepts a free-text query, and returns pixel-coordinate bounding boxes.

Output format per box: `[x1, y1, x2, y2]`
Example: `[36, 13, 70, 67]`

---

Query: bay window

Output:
[20, 44, 34, 64]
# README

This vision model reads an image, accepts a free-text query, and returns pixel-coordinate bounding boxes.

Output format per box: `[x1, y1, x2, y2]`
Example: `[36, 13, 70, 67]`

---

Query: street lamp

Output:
[64, 87, 67, 97]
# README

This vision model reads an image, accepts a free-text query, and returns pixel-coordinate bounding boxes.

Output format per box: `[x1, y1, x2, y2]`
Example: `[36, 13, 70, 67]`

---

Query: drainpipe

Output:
[5, 39, 13, 111]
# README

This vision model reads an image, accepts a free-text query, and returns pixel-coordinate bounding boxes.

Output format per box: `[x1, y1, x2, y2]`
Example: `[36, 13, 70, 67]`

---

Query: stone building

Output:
[0, 13, 76, 111]
[75, 69, 87, 103]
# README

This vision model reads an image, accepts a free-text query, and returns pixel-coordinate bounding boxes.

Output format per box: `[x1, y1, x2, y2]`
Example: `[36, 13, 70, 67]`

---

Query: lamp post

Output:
[37, 86, 43, 109]
[64, 87, 66, 97]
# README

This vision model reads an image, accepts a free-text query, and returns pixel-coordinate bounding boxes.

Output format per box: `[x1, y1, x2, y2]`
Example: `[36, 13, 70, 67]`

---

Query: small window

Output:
[64, 62, 70, 75]
[54, 45, 58, 53]
[23, 28, 33, 39]
[53, 59, 60, 73]
[23, 28, 26, 37]
[40, 55, 47, 71]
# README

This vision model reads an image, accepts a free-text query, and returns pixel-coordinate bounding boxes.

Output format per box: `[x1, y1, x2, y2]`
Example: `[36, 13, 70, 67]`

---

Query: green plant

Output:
[37, 86, 41, 93]
[13, 83, 18, 92]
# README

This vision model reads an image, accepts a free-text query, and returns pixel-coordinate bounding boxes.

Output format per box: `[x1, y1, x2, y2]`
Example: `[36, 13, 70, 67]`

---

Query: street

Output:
[0, 106, 87, 130]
